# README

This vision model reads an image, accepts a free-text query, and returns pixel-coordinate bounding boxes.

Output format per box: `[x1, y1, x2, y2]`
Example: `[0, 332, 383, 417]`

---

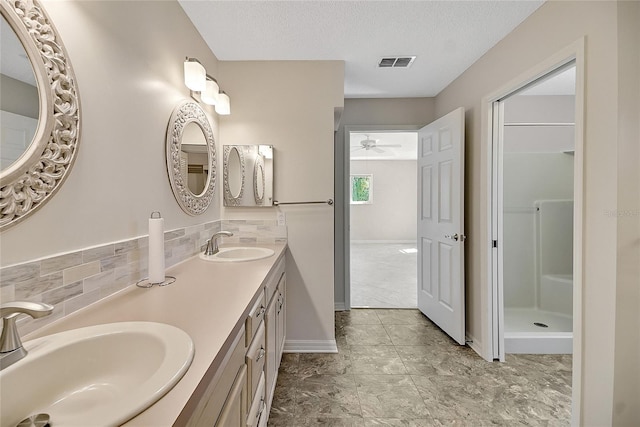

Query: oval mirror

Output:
[166, 101, 216, 216]
[180, 122, 209, 196]
[0, 0, 81, 230]
[0, 14, 39, 172]
[254, 156, 265, 205]
[223, 146, 245, 206]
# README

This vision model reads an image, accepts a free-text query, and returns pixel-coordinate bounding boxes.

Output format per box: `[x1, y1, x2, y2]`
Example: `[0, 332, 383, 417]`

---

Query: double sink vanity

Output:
[0, 243, 288, 427]
[1, 1, 288, 425]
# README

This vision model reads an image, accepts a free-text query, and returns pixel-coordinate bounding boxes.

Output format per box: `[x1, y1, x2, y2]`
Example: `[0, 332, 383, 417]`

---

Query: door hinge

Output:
[492, 240, 497, 248]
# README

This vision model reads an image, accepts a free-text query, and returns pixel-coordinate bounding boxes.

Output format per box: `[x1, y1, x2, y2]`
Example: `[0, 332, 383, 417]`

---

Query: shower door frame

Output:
[484, 39, 585, 425]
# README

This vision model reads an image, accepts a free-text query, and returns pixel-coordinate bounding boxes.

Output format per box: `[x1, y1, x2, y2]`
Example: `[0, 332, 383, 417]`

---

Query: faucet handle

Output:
[1, 302, 54, 354]
[0, 302, 54, 369]
[0, 301, 54, 319]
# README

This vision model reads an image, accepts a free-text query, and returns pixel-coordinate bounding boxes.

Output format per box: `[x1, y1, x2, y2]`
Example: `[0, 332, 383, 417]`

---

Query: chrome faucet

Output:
[1, 301, 54, 370]
[204, 231, 234, 256]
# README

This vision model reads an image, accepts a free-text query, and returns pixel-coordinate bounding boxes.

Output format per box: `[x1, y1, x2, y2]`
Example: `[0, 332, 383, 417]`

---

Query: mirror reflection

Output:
[227, 147, 243, 198]
[223, 145, 274, 207]
[255, 162, 265, 203]
[180, 122, 209, 196]
[0, 15, 39, 171]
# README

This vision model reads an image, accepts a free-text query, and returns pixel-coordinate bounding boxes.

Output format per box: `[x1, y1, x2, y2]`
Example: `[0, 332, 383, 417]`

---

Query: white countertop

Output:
[24, 242, 288, 426]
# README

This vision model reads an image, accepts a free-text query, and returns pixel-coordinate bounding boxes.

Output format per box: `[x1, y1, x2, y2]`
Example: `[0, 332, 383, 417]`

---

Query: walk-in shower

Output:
[500, 72, 576, 354]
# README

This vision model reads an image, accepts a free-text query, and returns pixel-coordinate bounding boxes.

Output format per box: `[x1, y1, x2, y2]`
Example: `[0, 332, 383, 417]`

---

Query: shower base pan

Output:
[504, 307, 573, 354]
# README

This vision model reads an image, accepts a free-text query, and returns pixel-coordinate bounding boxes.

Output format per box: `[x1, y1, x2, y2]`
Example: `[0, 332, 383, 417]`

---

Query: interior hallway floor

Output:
[351, 243, 417, 308]
[268, 309, 572, 426]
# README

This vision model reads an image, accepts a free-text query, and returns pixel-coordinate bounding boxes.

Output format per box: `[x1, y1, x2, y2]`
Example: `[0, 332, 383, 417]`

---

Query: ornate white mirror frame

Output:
[0, 0, 81, 230]
[223, 145, 245, 206]
[253, 154, 265, 205]
[166, 100, 216, 215]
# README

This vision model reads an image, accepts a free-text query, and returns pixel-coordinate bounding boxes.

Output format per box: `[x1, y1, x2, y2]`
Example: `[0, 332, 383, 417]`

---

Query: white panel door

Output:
[417, 107, 465, 345]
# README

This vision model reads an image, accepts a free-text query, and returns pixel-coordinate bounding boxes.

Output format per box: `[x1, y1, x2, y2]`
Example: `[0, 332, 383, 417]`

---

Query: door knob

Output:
[444, 233, 466, 242]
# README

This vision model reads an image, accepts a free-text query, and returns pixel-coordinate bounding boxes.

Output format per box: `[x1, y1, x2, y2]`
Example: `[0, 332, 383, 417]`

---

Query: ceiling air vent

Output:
[378, 56, 416, 68]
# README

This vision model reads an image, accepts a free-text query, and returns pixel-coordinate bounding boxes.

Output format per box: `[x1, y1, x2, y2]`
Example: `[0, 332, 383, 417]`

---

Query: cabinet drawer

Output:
[246, 372, 266, 427]
[246, 322, 266, 402]
[246, 290, 266, 346]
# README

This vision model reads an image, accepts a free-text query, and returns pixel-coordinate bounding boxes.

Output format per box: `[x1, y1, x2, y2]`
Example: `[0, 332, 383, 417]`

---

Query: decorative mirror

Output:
[223, 146, 245, 206]
[0, 0, 81, 229]
[254, 154, 265, 205]
[223, 145, 273, 207]
[166, 100, 216, 215]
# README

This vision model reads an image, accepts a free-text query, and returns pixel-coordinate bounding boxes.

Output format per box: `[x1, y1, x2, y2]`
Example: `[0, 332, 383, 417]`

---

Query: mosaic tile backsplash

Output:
[0, 219, 286, 335]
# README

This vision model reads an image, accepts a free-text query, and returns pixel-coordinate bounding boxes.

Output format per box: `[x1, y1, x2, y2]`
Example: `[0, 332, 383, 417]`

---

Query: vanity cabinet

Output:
[184, 255, 286, 427]
[216, 365, 248, 426]
[276, 278, 286, 369]
[185, 328, 247, 426]
[265, 269, 286, 410]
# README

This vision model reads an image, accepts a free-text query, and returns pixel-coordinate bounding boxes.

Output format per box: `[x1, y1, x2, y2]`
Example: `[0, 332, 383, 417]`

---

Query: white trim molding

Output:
[283, 340, 338, 353]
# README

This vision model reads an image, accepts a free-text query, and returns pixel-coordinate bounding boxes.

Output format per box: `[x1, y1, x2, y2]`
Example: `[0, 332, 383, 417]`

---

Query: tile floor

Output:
[267, 309, 572, 426]
[351, 243, 417, 308]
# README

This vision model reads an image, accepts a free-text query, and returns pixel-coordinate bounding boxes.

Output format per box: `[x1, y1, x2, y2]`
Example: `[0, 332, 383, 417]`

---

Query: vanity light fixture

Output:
[215, 91, 231, 115]
[184, 58, 206, 91]
[201, 75, 219, 105]
[183, 57, 231, 114]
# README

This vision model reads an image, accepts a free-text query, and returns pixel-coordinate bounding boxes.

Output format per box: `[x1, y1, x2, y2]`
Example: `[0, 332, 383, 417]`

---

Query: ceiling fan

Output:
[351, 135, 401, 153]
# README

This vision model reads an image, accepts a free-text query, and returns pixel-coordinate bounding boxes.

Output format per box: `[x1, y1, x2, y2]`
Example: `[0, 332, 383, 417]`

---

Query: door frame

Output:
[482, 38, 585, 425]
[336, 125, 420, 311]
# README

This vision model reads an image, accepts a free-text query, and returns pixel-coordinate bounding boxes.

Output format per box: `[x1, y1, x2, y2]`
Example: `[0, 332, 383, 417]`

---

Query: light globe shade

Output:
[201, 78, 219, 105]
[184, 59, 206, 92]
[215, 92, 231, 115]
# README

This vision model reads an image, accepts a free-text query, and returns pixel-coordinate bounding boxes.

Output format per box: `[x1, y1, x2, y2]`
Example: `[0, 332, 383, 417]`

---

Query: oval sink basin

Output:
[199, 246, 275, 262]
[0, 322, 194, 427]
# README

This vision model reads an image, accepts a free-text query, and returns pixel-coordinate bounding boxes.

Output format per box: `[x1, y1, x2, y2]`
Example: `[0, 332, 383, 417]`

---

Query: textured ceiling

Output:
[178, 0, 544, 98]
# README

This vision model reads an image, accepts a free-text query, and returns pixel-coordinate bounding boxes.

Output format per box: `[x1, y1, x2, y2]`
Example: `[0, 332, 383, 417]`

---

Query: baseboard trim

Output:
[334, 302, 347, 311]
[284, 339, 338, 353]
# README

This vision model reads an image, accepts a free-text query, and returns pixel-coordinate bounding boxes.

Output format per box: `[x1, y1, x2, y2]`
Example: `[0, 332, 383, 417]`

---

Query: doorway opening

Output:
[348, 130, 418, 308]
[500, 63, 576, 355]
[490, 59, 581, 359]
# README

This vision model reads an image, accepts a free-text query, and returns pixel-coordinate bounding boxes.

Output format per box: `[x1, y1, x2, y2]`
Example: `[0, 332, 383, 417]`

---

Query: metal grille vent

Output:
[378, 56, 416, 68]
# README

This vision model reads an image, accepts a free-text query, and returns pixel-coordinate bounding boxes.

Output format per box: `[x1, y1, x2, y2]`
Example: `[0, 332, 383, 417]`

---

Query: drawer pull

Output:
[256, 306, 266, 318]
[256, 347, 265, 362]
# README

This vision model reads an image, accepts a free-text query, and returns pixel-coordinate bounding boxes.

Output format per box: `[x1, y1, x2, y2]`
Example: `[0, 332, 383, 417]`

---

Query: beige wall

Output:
[613, 1, 640, 424]
[0, 74, 38, 119]
[350, 160, 417, 241]
[218, 61, 344, 346]
[340, 98, 435, 126]
[435, 1, 636, 423]
[0, 0, 221, 267]
[335, 97, 435, 309]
